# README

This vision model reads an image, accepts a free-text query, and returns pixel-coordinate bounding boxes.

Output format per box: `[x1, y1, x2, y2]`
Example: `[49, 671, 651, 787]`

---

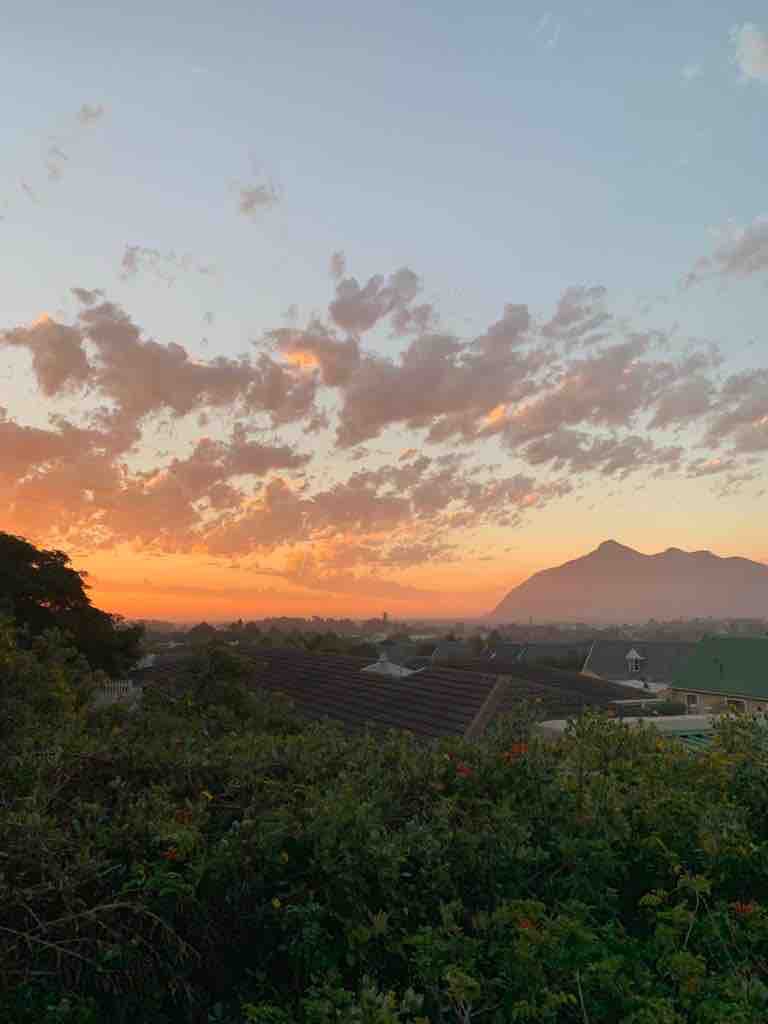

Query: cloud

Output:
[520, 428, 683, 478]
[71, 295, 319, 429]
[120, 244, 215, 285]
[77, 103, 106, 125]
[533, 12, 561, 50]
[540, 285, 612, 347]
[5, 257, 768, 599]
[36, 104, 108, 187]
[2, 314, 91, 396]
[706, 368, 768, 453]
[238, 180, 280, 219]
[21, 181, 39, 203]
[330, 250, 346, 280]
[685, 217, 768, 286]
[681, 63, 702, 83]
[329, 267, 425, 336]
[45, 144, 69, 182]
[732, 23, 768, 82]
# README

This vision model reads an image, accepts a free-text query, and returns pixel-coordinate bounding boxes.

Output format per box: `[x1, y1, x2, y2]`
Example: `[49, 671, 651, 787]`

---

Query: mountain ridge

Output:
[489, 541, 768, 623]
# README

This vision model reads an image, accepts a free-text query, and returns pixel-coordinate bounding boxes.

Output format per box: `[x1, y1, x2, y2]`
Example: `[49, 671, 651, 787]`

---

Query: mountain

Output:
[489, 540, 768, 623]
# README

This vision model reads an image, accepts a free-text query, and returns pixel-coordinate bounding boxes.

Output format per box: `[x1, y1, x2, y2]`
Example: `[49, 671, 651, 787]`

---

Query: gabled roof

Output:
[518, 641, 592, 667]
[131, 646, 617, 744]
[670, 636, 768, 700]
[488, 642, 524, 661]
[583, 640, 698, 683]
[378, 641, 431, 667]
[426, 655, 631, 703]
[361, 653, 416, 678]
[245, 649, 500, 741]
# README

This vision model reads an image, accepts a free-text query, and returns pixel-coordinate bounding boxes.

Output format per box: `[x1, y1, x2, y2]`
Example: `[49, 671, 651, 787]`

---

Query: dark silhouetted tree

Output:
[0, 531, 143, 675]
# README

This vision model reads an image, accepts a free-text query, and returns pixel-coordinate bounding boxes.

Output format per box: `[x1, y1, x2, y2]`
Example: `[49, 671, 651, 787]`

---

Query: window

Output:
[726, 699, 746, 713]
[628, 658, 641, 673]
[686, 694, 699, 708]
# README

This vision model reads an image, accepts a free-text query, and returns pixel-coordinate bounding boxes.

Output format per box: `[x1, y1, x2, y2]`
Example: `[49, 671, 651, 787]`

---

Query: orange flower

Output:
[161, 847, 180, 861]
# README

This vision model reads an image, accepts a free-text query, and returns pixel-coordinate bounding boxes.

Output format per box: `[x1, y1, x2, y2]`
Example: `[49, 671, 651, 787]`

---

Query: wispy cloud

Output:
[237, 179, 280, 219]
[681, 63, 702, 83]
[684, 216, 768, 286]
[77, 103, 105, 125]
[120, 244, 216, 285]
[732, 23, 768, 82]
[532, 11, 562, 50]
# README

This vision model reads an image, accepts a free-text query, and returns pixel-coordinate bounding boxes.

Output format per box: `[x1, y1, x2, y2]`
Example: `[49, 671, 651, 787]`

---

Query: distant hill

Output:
[489, 540, 768, 624]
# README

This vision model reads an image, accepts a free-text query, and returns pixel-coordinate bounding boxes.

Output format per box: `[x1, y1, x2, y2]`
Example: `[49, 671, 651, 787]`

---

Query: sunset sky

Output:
[2, 2, 767, 620]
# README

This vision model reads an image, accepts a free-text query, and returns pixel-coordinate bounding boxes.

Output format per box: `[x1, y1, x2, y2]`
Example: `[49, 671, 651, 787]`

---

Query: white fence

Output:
[92, 679, 143, 709]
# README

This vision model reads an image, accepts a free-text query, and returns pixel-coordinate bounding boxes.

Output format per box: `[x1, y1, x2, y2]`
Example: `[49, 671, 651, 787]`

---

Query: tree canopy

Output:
[0, 531, 144, 675]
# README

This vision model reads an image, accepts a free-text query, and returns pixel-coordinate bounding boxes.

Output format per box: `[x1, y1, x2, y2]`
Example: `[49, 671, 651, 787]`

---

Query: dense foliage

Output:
[0, 531, 144, 674]
[3, 620, 768, 1022]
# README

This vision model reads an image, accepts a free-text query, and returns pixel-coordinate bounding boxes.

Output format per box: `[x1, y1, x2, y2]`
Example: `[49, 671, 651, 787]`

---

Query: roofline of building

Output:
[582, 638, 597, 674]
[669, 685, 768, 703]
[464, 674, 512, 741]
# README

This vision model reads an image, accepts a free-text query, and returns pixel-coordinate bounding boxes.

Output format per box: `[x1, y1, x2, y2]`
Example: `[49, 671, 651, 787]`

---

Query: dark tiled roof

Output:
[488, 642, 524, 661]
[377, 642, 431, 667]
[518, 642, 592, 667]
[431, 640, 474, 662]
[244, 648, 500, 741]
[584, 640, 698, 685]
[431, 657, 631, 703]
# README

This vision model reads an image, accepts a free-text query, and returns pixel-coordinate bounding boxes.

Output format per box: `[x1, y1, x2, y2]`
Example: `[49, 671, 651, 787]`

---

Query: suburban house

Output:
[669, 636, 768, 713]
[582, 640, 698, 692]
[134, 646, 626, 744]
[486, 641, 525, 662]
[516, 641, 593, 670]
[361, 652, 419, 678]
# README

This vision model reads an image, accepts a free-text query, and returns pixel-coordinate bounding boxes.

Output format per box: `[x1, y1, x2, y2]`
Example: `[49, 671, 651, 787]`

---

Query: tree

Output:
[0, 616, 100, 746]
[486, 629, 502, 651]
[469, 634, 485, 657]
[0, 531, 144, 675]
[188, 622, 218, 645]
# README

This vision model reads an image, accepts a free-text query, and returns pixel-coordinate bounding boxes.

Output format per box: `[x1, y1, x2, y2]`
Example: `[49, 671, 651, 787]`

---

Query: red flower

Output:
[733, 901, 757, 917]
[456, 762, 473, 777]
[161, 847, 180, 861]
[518, 918, 534, 930]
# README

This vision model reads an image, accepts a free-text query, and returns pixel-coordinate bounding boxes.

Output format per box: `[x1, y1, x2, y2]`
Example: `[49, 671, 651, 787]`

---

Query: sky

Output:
[1, 1, 768, 620]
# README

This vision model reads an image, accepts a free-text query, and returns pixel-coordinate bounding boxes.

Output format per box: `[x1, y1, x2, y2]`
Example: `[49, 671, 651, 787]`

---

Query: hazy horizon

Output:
[3, 3, 768, 619]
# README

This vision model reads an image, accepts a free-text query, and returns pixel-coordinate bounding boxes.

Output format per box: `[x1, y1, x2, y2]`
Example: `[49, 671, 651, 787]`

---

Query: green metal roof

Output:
[671, 636, 768, 700]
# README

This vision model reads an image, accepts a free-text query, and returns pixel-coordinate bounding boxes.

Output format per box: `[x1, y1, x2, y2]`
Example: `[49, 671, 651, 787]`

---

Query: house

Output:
[486, 642, 525, 662]
[245, 648, 506, 742]
[582, 640, 698, 692]
[378, 640, 434, 670]
[517, 641, 592, 670]
[361, 652, 419, 678]
[431, 640, 474, 664]
[135, 646, 623, 744]
[669, 636, 768, 714]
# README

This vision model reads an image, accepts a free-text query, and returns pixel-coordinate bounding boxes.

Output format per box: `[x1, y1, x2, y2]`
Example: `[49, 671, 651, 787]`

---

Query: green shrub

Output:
[5, 624, 768, 1021]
